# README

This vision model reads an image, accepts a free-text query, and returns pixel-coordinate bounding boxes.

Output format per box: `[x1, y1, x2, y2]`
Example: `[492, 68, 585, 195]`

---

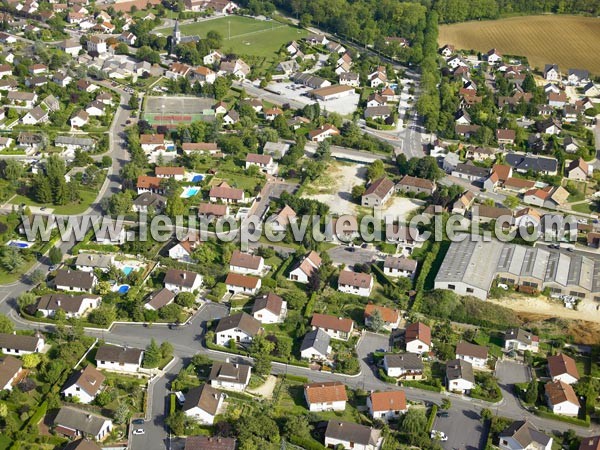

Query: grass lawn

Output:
[0, 436, 10, 450]
[571, 202, 594, 214]
[158, 16, 307, 58]
[12, 189, 98, 215]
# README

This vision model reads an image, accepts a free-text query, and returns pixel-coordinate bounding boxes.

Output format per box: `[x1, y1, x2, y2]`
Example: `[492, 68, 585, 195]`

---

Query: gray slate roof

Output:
[300, 328, 331, 355]
[446, 359, 474, 383]
[384, 353, 423, 371]
[325, 421, 381, 446]
[54, 406, 111, 436]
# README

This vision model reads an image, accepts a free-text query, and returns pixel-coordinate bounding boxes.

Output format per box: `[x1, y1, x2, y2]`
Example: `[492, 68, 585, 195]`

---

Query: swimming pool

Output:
[180, 187, 201, 198]
[191, 174, 204, 183]
[6, 240, 34, 249]
[122, 266, 134, 276]
[117, 284, 130, 294]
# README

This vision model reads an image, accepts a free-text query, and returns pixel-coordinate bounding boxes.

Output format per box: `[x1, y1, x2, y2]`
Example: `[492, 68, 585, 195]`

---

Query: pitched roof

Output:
[579, 436, 600, 450]
[545, 380, 580, 406]
[492, 164, 512, 182]
[568, 157, 589, 174]
[62, 365, 105, 398]
[182, 142, 219, 152]
[456, 341, 488, 360]
[209, 182, 244, 200]
[383, 256, 418, 272]
[384, 353, 424, 371]
[182, 384, 222, 415]
[155, 166, 185, 176]
[184, 436, 236, 450]
[215, 312, 261, 336]
[54, 270, 96, 290]
[397, 175, 435, 190]
[198, 203, 228, 216]
[252, 292, 284, 316]
[446, 359, 474, 383]
[338, 270, 372, 289]
[499, 421, 551, 448]
[0, 356, 22, 389]
[300, 328, 331, 355]
[369, 390, 406, 412]
[95, 345, 143, 365]
[35, 293, 101, 314]
[229, 250, 262, 270]
[311, 313, 353, 333]
[308, 124, 339, 139]
[547, 353, 580, 381]
[0, 333, 42, 352]
[246, 153, 272, 164]
[304, 381, 347, 404]
[137, 176, 162, 190]
[364, 303, 399, 324]
[405, 322, 431, 346]
[164, 269, 201, 289]
[145, 288, 176, 310]
[325, 421, 381, 446]
[140, 134, 164, 145]
[209, 362, 251, 385]
[225, 272, 260, 289]
[54, 406, 111, 436]
[363, 177, 395, 199]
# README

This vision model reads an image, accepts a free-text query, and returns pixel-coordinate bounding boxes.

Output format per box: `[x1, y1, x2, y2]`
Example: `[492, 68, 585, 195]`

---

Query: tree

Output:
[503, 195, 520, 209]
[49, 247, 63, 265]
[400, 408, 427, 434]
[18, 292, 36, 312]
[441, 398, 451, 410]
[88, 305, 117, 327]
[480, 408, 493, 422]
[21, 353, 41, 369]
[143, 339, 162, 368]
[0, 402, 7, 418]
[367, 159, 385, 181]
[166, 410, 186, 435]
[0, 247, 24, 273]
[175, 292, 196, 308]
[283, 414, 311, 438]
[0, 314, 13, 333]
[33, 174, 53, 203]
[253, 353, 272, 378]
[3, 160, 24, 183]
[160, 341, 174, 360]
[525, 379, 538, 404]
[29, 269, 46, 285]
[351, 184, 366, 200]
[128, 94, 139, 110]
[114, 402, 130, 424]
[367, 309, 384, 332]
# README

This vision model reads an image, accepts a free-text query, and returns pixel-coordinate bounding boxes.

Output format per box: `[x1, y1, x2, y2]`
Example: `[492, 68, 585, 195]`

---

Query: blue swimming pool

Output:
[7, 240, 34, 249]
[117, 285, 130, 294]
[192, 175, 204, 183]
[180, 187, 201, 198]
[122, 266, 134, 276]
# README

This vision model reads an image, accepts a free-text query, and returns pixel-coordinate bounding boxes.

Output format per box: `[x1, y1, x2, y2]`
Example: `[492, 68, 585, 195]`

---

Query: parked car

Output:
[431, 430, 448, 442]
[133, 429, 145, 435]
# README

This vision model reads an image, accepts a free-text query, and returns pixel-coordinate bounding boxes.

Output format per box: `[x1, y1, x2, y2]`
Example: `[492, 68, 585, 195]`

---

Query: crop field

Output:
[438, 15, 600, 74]
[159, 16, 307, 58]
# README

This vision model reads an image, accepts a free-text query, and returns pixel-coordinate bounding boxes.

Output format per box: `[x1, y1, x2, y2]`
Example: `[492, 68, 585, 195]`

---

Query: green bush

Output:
[427, 404, 438, 431]
[289, 435, 326, 450]
[284, 374, 309, 383]
[378, 368, 397, 384]
[533, 409, 590, 426]
[403, 381, 443, 392]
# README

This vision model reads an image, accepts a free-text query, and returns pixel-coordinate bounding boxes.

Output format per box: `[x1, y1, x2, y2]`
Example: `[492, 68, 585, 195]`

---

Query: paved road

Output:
[433, 407, 489, 450]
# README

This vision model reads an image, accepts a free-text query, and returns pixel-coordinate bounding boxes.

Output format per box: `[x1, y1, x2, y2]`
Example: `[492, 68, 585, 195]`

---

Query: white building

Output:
[251, 292, 287, 324]
[35, 293, 101, 319]
[383, 256, 417, 279]
[311, 314, 354, 341]
[0, 333, 44, 356]
[304, 382, 347, 412]
[446, 359, 474, 394]
[0, 356, 23, 391]
[54, 270, 97, 293]
[338, 270, 373, 297]
[288, 251, 321, 283]
[164, 269, 203, 293]
[383, 353, 424, 379]
[455, 342, 488, 369]
[229, 250, 264, 276]
[182, 384, 224, 425]
[54, 407, 113, 442]
[545, 381, 580, 416]
[95, 345, 144, 374]
[225, 273, 261, 296]
[367, 391, 407, 422]
[214, 312, 261, 347]
[209, 362, 251, 392]
[61, 365, 105, 404]
[503, 328, 539, 353]
[324, 421, 383, 450]
[498, 420, 552, 450]
[547, 353, 580, 385]
[404, 322, 432, 354]
[300, 328, 331, 361]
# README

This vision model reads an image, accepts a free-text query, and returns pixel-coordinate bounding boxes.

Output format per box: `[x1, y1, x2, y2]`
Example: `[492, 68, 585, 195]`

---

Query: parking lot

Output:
[495, 360, 530, 396]
[433, 406, 488, 450]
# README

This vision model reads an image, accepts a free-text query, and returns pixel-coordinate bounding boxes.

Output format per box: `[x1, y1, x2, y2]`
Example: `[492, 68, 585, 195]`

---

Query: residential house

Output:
[8, 91, 37, 108]
[498, 420, 552, 450]
[548, 92, 567, 108]
[567, 69, 589, 86]
[311, 313, 354, 341]
[304, 381, 347, 412]
[505, 152, 558, 175]
[219, 59, 250, 79]
[383, 256, 417, 279]
[339, 72, 360, 87]
[288, 251, 321, 283]
[182, 384, 224, 425]
[578, 437, 600, 450]
[209, 361, 251, 391]
[132, 192, 166, 213]
[300, 328, 332, 361]
[21, 106, 49, 125]
[486, 48, 502, 64]
[338, 270, 373, 297]
[383, 353, 424, 380]
[155, 166, 185, 181]
[308, 124, 340, 142]
[70, 110, 89, 128]
[514, 207, 542, 229]
[198, 203, 229, 220]
[251, 292, 287, 324]
[95, 345, 143, 373]
[465, 146, 496, 162]
[452, 162, 490, 183]
[0, 333, 44, 356]
[191, 66, 216, 85]
[87, 35, 107, 55]
[405, 322, 431, 354]
[182, 142, 220, 155]
[324, 421, 383, 450]
[168, 238, 200, 263]
[203, 50, 223, 66]
[364, 106, 392, 121]
[61, 365, 105, 404]
[209, 182, 244, 203]
[85, 101, 105, 117]
[164, 269, 202, 293]
[367, 391, 407, 422]
[455, 342, 488, 369]
[304, 34, 329, 45]
[452, 190, 476, 215]
[140, 134, 165, 153]
[263, 141, 289, 159]
[225, 273, 261, 296]
[34, 293, 101, 319]
[214, 312, 261, 347]
[545, 381, 580, 416]
[364, 303, 400, 330]
[54, 270, 97, 293]
[535, 118, 562, 136]
[361, 177, 395, 207]
[184, 437, 236, 450]
[268, 205, 296, 232]
[144, 288, 176, 311]
[0, 356, 23, 391]
[446, 359, 475, 394]
[543, 64, 560, 81]
[503, 328, 539, 353]
[245, 153, 277, 175]
[222, 110, 239, 125]
[54, 407, 113, 441]
[367, 93, 386, 108]
[547, 353, 580, 385]
[396, 175, 436, 196]
[566, 158, 591, 181]
[60, 39, 83, 56]
[497, 129, 516, 145]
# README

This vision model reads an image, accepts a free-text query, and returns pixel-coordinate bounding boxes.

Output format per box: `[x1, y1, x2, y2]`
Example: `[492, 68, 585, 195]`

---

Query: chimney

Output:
[57, 299, 61, 307]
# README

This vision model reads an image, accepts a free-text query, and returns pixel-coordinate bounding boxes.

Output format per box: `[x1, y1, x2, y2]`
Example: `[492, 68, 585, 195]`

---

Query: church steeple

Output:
[171, 19, 181, 54]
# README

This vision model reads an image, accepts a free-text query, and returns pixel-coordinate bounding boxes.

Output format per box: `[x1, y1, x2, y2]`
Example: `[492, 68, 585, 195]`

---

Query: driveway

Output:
[356, 332, 392, 376]
[495, 360, 531, 409]
[327, 246, 377, 267]
[433, 406, 489, 450]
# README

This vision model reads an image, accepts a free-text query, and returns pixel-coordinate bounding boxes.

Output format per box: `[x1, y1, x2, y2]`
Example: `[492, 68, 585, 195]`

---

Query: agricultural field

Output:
[438, 15, 600, 74]
[158, 16, 307, 58]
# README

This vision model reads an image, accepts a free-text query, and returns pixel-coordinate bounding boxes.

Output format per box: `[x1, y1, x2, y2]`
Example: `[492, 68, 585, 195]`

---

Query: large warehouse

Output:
[434, 236, 600, 301]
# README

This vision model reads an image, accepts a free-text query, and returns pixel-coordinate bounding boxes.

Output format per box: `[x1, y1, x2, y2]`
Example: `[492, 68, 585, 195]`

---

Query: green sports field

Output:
[159, 16, 307, 58]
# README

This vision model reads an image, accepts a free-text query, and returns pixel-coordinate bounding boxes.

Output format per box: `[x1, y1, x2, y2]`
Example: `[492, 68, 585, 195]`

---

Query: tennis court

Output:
[143, 96, 216, 125]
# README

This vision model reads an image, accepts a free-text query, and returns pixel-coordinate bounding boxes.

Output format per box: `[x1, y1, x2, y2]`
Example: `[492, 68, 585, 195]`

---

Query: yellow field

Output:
[438, 15, 600, 74]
